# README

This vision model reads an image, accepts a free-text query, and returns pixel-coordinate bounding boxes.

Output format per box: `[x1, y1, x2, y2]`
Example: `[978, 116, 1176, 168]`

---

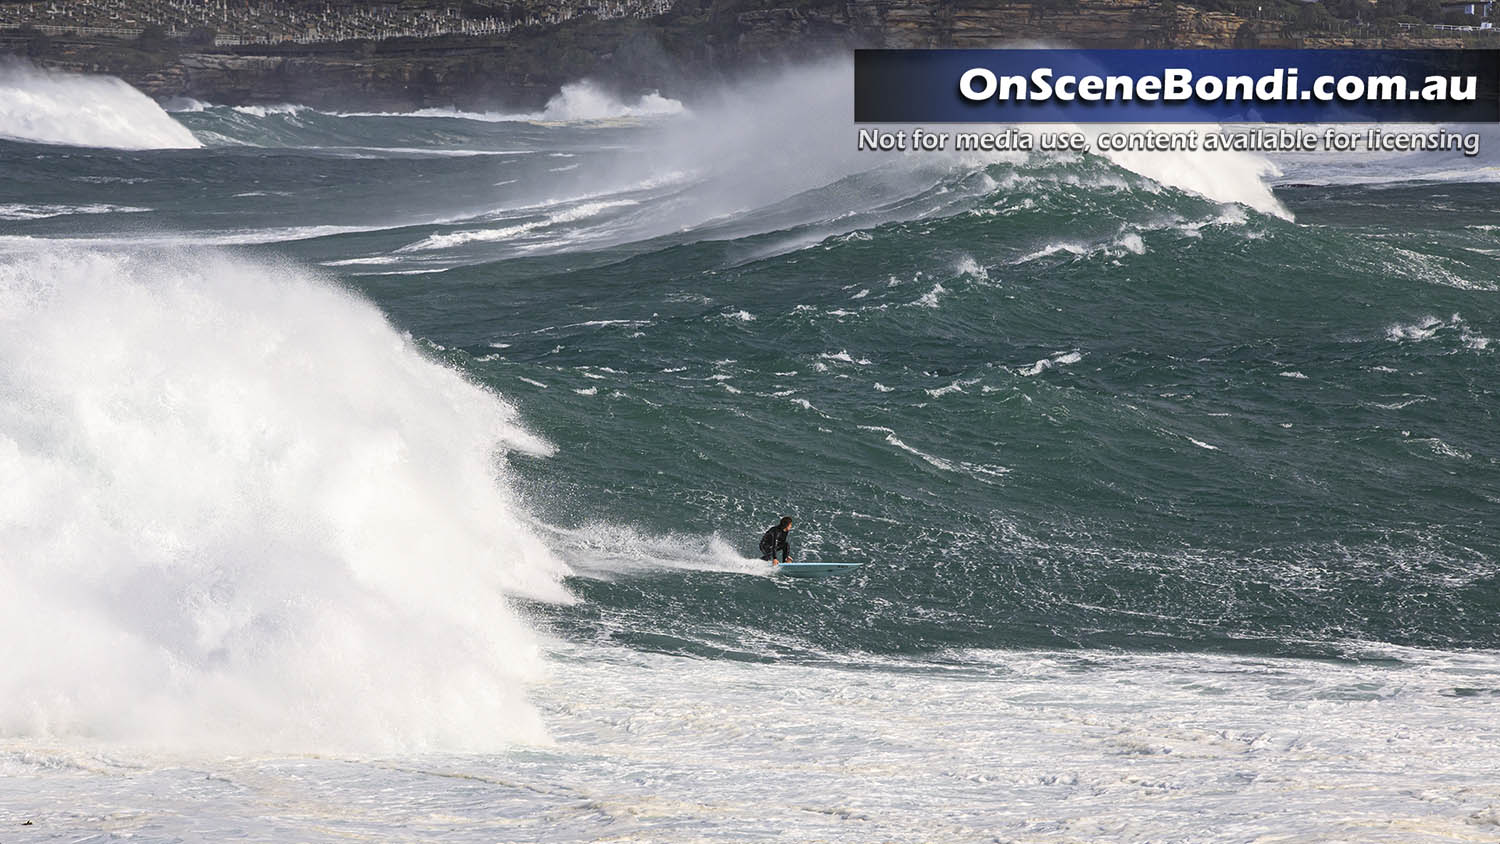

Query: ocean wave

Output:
[0, 222, 416, 249]
[858, 424, 1008, 482]
[950, 122, 1291, 219]
[0, 203, 150, 221]
[1386, 314, 1492, 350]
[1089, 124, 1291, 220]
[231, 103, 312, 117]
[1015, 351, 1084, 377]
[0, 60, 200, 149]
[1011, 207, 1250, 267]
[339, 81, 686, 124]
[537, 82, 685, 122]
[401, 199, 639, 251]
[0, 245, 567, 753]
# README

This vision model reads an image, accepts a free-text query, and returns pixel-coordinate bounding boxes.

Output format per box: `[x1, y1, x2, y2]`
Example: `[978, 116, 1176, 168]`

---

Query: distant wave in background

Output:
[0, 60, 201, 149]
[165, 79, 686, 150]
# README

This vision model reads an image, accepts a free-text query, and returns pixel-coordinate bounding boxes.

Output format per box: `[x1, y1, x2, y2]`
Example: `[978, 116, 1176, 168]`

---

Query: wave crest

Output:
[0, 61, 200, 149]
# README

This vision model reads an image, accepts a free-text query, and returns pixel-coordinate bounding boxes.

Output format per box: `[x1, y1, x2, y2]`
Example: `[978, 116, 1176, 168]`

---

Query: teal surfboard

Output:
[774, 561, 863, 578]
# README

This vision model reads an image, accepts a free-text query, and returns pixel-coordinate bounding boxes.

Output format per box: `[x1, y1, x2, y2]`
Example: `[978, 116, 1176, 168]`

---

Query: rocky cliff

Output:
[0, 0, 1477, 109]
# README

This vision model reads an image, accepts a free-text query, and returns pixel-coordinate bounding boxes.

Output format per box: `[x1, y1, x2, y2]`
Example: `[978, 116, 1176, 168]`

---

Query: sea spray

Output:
[538, 81, 685, 121]
[646, 59, 1292, 229]
[0, 60, 201, 150]
[0, 247, 568, 752]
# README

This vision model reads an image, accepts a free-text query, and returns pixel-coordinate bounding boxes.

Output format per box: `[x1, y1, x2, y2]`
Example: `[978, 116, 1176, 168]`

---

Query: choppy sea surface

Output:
[2, 60, 1498, 842]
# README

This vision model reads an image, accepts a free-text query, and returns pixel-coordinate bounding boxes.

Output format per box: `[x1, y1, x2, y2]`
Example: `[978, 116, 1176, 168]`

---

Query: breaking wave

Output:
[0, 60, 200, 150]
[0, 247, 568, 752]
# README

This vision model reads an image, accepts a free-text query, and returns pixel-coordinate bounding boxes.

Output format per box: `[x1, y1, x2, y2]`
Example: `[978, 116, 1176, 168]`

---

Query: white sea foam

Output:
[539, 83, 684, 122]
[1014, 227, 1163, 266]
[0, 203, 149, 221]
[0, 222, 407, 249]
[540, 522, 763, 576]
[1116, 232, 1146, 254]
[859, 425, 958, 472]
[0, 61, 200, 149]
[914, 282, 946, 308]
[161, 96, 212, 113]
[1388, 315, 1447, 341]
[0, 247, 567, 753]
[954, 254, 990, 281]
[1386, 313, 1492, 350]
[1016, 350, 1084, 377]
[926, 379, 978, 398]
[344, 81, 685, 124]
[858, 424, 1008, 482]
[1366, 245, 1495, 292]
[319, 255, 404, 267]
[6, 643, 1499, 841]
[231, 103, 310, 118]
[1080, 124, 1291, 219]
[403, 199, 639, 251]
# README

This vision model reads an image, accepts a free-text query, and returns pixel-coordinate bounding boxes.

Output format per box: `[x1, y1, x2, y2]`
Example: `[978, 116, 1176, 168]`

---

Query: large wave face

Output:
[0, 61, 200, 149]
[0, 248, 568, 752]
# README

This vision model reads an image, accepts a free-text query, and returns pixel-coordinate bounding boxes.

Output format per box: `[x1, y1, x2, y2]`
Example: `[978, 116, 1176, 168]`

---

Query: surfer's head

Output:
[779, 516, 794, 530]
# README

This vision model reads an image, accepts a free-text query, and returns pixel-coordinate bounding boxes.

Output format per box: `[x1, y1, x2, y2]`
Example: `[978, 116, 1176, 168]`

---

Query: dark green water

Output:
[5, 95, 1497, 667]
[475, 175, 1500, 661]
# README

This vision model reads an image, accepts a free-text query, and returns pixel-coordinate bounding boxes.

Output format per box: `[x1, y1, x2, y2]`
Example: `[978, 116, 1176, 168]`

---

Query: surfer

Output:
[759, 516, 794, 564]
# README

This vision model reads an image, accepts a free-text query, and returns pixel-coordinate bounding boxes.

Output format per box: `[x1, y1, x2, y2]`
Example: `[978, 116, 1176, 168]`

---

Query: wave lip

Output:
[0, 60, 201, 150]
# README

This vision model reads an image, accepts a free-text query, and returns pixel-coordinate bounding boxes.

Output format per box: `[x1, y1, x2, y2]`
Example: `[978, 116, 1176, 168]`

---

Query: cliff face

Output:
[0, 0, 1473, 109]
[1, 23, 661, 110]
[143, 51, 560, 110]
[843, 0, 1258, 49]
[741, 0, 1466, 51]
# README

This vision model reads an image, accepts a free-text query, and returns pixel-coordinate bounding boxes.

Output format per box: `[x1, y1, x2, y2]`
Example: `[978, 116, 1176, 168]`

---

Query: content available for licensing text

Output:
[857, 127, 1482, 156]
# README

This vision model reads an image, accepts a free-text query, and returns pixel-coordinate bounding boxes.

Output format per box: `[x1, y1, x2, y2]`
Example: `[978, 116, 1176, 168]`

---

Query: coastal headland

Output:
[2, 0, 1494, 110]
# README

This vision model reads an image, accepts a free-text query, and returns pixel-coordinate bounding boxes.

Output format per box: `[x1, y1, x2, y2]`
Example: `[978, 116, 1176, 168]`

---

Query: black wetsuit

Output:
[759, 525, 791, 561]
